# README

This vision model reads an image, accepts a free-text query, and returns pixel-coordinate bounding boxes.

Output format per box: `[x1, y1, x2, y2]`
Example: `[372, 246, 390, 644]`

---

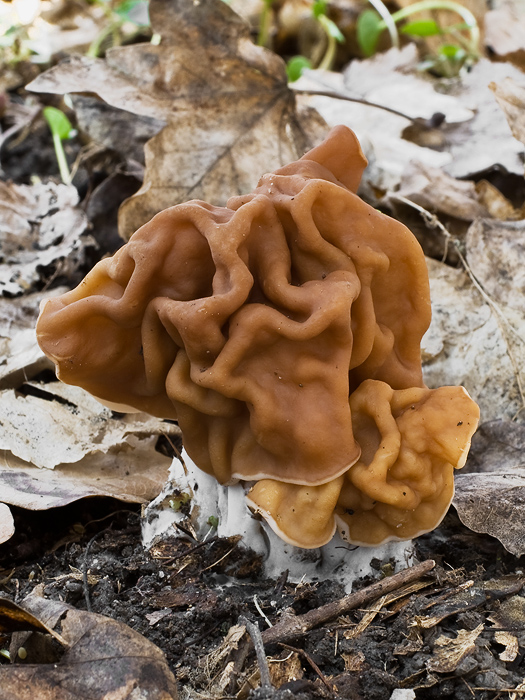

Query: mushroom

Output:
[36, 125, 480, 549]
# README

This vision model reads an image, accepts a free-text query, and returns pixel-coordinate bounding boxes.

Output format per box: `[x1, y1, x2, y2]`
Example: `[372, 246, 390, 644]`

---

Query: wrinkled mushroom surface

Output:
[37, 125, 480, 548]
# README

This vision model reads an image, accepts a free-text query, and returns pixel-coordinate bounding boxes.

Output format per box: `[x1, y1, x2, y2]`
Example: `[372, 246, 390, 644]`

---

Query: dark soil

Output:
[1, 498, 525, 700]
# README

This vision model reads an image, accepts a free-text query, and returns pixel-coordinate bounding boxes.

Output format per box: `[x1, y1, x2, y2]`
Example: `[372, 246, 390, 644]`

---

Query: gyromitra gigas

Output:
[36, 125, 479, 549]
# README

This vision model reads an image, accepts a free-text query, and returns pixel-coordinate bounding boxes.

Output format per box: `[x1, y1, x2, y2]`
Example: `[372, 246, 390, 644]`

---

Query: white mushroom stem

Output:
[142, 450, 415, 592]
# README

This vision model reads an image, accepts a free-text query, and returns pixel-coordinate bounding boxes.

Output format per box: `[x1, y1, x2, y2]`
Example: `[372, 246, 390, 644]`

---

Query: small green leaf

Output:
[401, 19, 441, 37]
[357, 9, 383, 57]
[207, 515, 219, 528]
[312, 1, 327, 19]
[286, 55, 312, 82]
[439, 43, 464, 58]
[42, 107, 73, 141]
[318, 15, 345, 43]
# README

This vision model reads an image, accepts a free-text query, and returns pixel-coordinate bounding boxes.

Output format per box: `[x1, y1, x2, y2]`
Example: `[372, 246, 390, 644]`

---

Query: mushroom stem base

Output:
[142, 450, 415, 592]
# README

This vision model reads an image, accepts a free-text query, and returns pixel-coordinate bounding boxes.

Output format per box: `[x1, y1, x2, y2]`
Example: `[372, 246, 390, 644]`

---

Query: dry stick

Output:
[279, 642, 334, 693]
[291, 88, 417, 123]
[261, 559, 436, 647]
[240, 616, 273, 689]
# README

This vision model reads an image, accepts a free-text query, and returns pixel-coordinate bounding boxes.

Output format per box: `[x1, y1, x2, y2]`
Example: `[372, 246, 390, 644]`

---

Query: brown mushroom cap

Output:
[36, 125, 479, 548]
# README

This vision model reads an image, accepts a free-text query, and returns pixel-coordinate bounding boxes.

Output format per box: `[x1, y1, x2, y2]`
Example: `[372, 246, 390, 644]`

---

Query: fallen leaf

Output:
[466, 218, 525, 312]
[494, 630, 519, 662]
[0, 504, 14, 545]
[426, 624, 483, 674]
[0, 595, 179, 700]
[0, 379, 180, 543]
[422, 257, 525, 422]
[391, 161, 488, 221]
[484, 8, 525, 72]
[0, 380, 178, 470]
[444, 59, 525, 178]
[489, 77, 525, 147]
[475, 179, 524, 220]
[454, 469, 525, 556]
[464, 420, 525, 474]
[0, 181, 96, 296]
[28, 0, 328, 240]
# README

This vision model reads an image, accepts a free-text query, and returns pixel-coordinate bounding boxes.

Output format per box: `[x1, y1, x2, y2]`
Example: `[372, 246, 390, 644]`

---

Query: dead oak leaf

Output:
[0, 596, 178, 700]
[489, 77, 525, 148]
[28, 0, 327, 240]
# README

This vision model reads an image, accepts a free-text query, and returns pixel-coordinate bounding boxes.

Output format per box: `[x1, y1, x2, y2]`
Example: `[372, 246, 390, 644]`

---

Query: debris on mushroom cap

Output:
[36, 125, 480, 549]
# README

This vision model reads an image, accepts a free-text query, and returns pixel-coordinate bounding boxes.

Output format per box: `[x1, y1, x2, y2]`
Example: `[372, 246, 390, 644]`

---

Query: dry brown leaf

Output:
[489, 77, 525, 148]
[475, 179, 525, 220]
[28, 0, 327, 240]
[454, 469, 525, 556]
[0, 595, 178, 700]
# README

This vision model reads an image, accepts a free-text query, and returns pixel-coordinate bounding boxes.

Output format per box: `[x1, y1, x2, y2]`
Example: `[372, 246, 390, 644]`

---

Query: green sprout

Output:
[207, 515, 219, 529]
[312, 1, 345, 71]
[87, 0, 150, 58]
[286, 1, 345, 81]
[42, 106, 75, 186]
[169, 492, 191, 512]
[357, 0, 479, 76]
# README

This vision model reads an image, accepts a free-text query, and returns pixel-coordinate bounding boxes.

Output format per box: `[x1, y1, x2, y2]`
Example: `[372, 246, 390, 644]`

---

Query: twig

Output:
[292, 88, 417, 122]
[239, 616, 273, 689]
[280, 642, 334, 693]
[261, 559, 436, 647]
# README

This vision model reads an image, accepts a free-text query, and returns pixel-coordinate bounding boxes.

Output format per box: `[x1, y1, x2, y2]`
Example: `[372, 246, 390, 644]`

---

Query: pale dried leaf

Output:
[495, 630, 519, 661]
[475, 179, 524, 220]
[392, 161, 488, 221]
[422, 258, 525, 421]
[0, 503, 14, 544]
[465, 420, 525, 474]
[484, 8, 525, 71]
[467, 218, 525, 312]
[268, 651, 304, 688]
[28, 0, 328, 240]
[0, 181, 96, 296]
[454, 469, 525, 556]
[426, 624, 483, 674]
[0, 596, 179, 700]
[0, 381, 177, 470]
[490, 77, 525, 147]
[445, 59, 525, 177]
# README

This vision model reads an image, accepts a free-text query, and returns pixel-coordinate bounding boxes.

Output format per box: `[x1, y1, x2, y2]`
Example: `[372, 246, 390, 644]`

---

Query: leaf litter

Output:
[2, 0, 525, 698]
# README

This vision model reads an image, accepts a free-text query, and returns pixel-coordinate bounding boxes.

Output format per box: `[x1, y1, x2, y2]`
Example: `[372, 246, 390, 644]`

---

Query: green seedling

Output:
[42, 106, 75, 186]
[169, 492, 191, 512]
[312, 1, 345, 70]
[357, 0, 479, 76]
[87, 0, 150, 58]
[286, 55, 313, 82]
[207, 515, 219, 529]
[286, 1, 345, 81]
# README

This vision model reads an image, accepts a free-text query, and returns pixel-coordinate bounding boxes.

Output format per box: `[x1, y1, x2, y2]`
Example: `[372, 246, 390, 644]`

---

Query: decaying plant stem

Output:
[261, 559, 436, 647]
